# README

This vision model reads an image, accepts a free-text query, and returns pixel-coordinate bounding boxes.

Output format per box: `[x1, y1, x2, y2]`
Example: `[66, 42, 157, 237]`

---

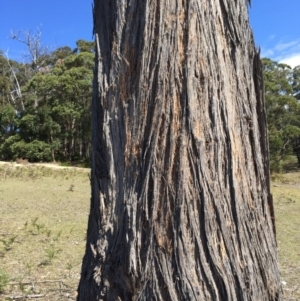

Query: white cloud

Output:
[274, 40, 299, 52]
[261, 39, 300, 68]
[280, 54, 300, 68]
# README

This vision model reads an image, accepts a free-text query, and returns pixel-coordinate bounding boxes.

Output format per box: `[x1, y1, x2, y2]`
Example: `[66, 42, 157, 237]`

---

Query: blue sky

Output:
[0, 0, 93, 60]
[1, 0, 300, 67]
[249, 0, 300, 67]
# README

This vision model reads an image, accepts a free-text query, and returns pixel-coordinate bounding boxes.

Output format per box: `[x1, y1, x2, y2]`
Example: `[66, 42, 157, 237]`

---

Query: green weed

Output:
[53, 230, 62, 242]
[0, 235, 17, 251]
[45, 229, 52, 237]
[31, 217, 39, 227]
[35, 223, 45, 234]
[0, 269, 8, 293]
[44, 247, 62, 265]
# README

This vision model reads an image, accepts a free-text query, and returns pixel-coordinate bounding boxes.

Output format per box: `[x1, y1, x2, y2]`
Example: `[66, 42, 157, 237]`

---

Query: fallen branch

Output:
[9, 280, 65, 286]
[2, 294, 44, 300]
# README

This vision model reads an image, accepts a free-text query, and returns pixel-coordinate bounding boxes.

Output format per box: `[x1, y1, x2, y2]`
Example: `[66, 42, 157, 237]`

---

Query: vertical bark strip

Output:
[78, 0, 282, 300]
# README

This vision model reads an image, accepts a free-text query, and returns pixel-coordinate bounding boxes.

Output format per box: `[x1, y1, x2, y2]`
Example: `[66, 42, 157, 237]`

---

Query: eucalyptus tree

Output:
[0, 51, 26, 112]
[0, 52, 24, 145]
[11, 27, 48, 72]
[262, 58, 300, 171]
[0, 53, 11, 106]
[291, 65, 300, 166]
[22, 41, 94, 162]
[293, 65, 300, 100]
[0, 41, 94, 162]
[77, 0, 282, 300]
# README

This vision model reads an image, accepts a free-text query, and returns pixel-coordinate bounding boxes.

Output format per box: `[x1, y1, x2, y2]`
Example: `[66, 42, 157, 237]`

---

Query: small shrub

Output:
[11, 140, 52, 162]
[0, 134, 22, 160]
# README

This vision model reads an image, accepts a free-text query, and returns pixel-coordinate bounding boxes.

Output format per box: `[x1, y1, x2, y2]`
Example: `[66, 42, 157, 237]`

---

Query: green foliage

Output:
[11, 140, 52, 162]
[46, 46, 73, 65]
[262, 58, 300, 172]
[0, 135, 52, 162]
[0, 75, 10, 98]
[0, 235, 17, 251]
[74, 40, 95, 53]
[0, 104, 18, 141]
[0, 269, 8, 293]
[0, 134, 22, 160]
[21, 40, 93, 162]
[0, 39, 93, 164]
[43, 247, 62, 265]
[292, 65, 300, 100]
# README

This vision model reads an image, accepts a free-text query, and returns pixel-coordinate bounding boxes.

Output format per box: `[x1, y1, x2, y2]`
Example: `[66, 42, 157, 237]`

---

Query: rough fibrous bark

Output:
[77, 0, 282, 300]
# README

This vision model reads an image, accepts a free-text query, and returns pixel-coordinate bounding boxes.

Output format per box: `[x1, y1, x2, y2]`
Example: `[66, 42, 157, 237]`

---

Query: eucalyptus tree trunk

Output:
[77, 0, 282, 300]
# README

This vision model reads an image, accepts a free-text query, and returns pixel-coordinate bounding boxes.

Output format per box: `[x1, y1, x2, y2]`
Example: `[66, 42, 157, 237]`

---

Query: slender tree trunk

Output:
[78, 0, 282, 300]
[50, 134, 56, 162]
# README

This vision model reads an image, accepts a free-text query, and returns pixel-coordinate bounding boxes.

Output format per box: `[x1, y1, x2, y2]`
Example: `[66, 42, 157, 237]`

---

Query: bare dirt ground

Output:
[0, 161, 88, 170]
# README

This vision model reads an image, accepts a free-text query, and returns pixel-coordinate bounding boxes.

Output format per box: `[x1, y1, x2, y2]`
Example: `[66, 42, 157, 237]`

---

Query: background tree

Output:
[262, 58, 300, 170]
[293, 65, 300, 100]
[77, 1, 282, 300]
[0, 52, 12, 107]
[0, 40, 94, 163]
[11, 27, 48, 73]
[0, 52, 24, 146]
[0, 51, 27, 112]
[291, 65, 300, 166]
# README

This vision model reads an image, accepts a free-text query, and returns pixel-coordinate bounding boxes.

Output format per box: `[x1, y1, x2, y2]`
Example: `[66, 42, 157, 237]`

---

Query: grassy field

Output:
[0, 162, 299, 300]
[0, 163, 90, 300]
[271, 172, 300, 300]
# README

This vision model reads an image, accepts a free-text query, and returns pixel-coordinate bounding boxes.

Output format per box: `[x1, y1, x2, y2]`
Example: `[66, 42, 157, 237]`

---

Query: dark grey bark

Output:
[77, 0, 282, 300]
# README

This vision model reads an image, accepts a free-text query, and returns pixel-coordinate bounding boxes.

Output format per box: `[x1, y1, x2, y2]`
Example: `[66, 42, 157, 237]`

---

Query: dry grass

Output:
[271, 171, 300, 300]
[0, 162, 299, 300]
[0, 162, 90, 300]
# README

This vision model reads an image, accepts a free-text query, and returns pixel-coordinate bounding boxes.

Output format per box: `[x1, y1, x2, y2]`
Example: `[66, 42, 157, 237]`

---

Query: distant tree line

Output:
[0, 39, 94, 164]
[262, 58, 300, 172]
[0, 38, 300, 170]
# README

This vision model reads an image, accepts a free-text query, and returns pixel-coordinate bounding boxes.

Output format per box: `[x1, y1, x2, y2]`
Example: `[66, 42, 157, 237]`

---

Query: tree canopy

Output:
[0, 39, 94, 164]
[262, 58, 300, 171]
